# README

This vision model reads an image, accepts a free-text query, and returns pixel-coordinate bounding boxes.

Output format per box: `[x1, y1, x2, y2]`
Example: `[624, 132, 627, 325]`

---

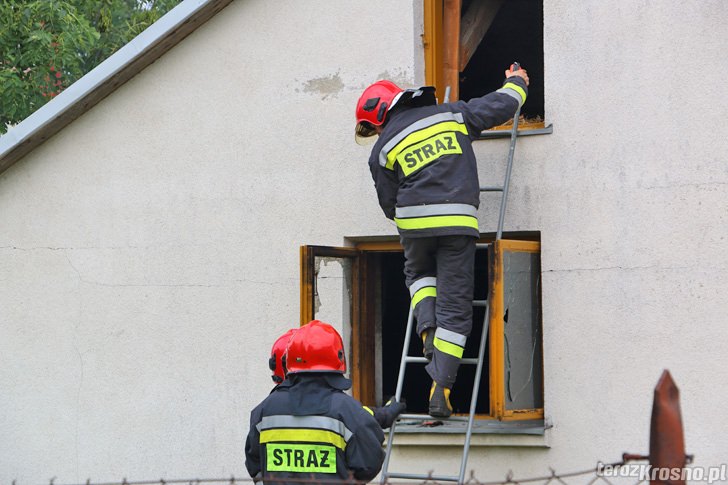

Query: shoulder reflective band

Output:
[394, 203, 478, 232]
[362, 406, 374, 415]
[379, 112, 468, 169]
[433, 327, 467, 359]
[497, 82, 527, 107]
[257, 415, 353, 442]
[266, 443, 336, 474]
[260, 428, 347, 450]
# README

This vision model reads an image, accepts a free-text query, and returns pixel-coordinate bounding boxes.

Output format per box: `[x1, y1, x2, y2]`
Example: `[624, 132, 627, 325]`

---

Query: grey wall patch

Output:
[302, 73, 344, 100]
[374, 70, 412, 87]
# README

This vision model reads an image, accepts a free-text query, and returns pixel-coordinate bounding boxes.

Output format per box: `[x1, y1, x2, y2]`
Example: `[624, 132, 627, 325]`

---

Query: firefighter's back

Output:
[246, 373, 384, 485]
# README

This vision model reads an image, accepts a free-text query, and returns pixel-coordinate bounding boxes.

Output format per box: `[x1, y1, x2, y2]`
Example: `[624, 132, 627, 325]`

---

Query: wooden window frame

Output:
[299, 245, 374, 403]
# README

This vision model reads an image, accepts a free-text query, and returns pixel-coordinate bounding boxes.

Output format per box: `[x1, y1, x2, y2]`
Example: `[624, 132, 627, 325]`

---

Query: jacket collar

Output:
[278, 372, 352, 391]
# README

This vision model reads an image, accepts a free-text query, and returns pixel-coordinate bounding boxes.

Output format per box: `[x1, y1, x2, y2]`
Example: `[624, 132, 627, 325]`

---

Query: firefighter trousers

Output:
[401, 234, 476, 388]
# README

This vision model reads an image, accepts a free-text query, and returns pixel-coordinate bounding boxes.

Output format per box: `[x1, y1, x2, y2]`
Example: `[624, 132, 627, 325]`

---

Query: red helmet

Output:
[355, 80, 403, 145]
[286, 320, 346, 374]
[269, 328, 297, 384]
[355, 80, 437, 145]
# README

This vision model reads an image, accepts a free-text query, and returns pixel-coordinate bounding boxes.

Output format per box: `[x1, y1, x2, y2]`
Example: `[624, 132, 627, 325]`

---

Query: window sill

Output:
[477, 123, 553, 140]
[385, 418, 551, 448]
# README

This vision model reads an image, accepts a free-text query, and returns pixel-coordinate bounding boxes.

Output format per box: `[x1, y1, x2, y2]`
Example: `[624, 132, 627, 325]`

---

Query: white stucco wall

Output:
[1, 0, 727, 483]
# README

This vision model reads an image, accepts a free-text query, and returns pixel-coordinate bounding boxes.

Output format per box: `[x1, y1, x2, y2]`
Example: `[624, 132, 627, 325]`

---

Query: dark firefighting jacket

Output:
[368, 77, 528, 238]
[245, 373, 385, 484]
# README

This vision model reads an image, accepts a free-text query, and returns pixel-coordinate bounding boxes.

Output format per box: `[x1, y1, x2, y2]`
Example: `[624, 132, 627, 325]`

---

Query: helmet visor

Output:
[355, 121, 378, 146]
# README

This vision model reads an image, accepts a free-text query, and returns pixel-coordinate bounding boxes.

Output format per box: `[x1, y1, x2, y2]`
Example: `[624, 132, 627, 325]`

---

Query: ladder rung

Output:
[480, 185, 504, 192]
[475, 243, 489, 250]
[398, 413, 471, 422]
[473, 299, 487, 307]
[404, 356, 479, 365]
[385, 472, 460, 482]
[404, 356, 429, 364]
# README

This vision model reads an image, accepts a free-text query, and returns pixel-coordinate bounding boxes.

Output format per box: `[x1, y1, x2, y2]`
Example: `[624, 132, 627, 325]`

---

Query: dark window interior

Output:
[380, 248, 491, 415]
[459, 0, 544, 120]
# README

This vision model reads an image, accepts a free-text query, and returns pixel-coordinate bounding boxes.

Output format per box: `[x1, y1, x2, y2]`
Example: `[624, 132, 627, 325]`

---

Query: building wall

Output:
[1, 0, 727, 483]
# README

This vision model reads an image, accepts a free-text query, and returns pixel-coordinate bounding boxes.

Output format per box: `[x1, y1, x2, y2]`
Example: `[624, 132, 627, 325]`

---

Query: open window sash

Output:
[300, 245, 373, 402]
[489, 239, 545, 420]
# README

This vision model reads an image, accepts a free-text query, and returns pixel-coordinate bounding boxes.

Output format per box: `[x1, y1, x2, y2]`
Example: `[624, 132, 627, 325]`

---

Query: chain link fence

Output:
[12, 461, 660, 485]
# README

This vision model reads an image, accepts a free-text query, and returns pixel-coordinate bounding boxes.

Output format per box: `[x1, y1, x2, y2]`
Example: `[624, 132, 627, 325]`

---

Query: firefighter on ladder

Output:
[355, 66, 529, 417]
[245, 320, 401, 483]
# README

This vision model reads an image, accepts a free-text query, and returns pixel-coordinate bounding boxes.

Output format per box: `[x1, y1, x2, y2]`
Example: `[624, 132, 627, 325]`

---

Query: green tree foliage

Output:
[0, 0, 181, 134]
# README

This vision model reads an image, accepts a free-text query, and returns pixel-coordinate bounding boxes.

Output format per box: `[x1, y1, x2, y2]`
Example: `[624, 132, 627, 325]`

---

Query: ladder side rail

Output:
[380, 306, 416, 483]
[395, 307, 416, 402]
[496, 105, 521, 240]
[458, 301, 492, 483]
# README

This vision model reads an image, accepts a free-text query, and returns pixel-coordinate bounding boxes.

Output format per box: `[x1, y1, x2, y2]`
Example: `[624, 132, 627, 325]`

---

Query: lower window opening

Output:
[379, 249, 491, 415]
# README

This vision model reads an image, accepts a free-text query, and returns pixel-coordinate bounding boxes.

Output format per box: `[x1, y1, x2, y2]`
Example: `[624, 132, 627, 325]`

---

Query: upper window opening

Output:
[424, 0, 545, 127]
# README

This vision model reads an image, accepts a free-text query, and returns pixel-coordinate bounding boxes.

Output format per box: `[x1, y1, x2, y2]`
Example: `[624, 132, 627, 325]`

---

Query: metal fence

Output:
[17, 457, 699, 485]
[9, 370, 694, 485]
[10, 466, 648, 485]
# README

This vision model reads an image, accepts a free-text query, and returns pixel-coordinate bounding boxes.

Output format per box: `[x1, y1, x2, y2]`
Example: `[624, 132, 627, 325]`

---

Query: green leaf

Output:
[0, 0, 182, 134]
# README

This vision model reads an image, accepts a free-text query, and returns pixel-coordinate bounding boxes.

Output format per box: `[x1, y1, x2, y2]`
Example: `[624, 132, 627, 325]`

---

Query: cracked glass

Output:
[502, 250, 544, 410]
[313, 256, 353, 369]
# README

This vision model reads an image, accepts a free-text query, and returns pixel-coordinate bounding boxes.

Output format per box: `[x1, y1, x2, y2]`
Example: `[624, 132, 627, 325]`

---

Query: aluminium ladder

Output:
[379, 79, 523, 485]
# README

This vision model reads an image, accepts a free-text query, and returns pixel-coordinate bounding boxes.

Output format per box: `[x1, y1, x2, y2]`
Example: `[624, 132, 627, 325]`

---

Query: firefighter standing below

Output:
[355, 66, 529, 417]
[246, 320, 386, 483]
[267, 328, 406, 427]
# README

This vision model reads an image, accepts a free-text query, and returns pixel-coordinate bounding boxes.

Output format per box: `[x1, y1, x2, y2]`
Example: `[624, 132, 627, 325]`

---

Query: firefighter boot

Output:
[429, 381, 453, 418]
[421, 329, 435, 362]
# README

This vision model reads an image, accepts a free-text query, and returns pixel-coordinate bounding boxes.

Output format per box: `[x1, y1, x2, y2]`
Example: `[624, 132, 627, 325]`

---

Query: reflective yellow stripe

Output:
[385, 121, 468, 170]
[266, 444, 336, 473]
[503, 82, 527, 104]
[260, 428, 346, 450]
[411, 287, 436, 308]
[395, 215, 478, 231]
[434, 337, 464, 359]
[362, 406, 374, 415]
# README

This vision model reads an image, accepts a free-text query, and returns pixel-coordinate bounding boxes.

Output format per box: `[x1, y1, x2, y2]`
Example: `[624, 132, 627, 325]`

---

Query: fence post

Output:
[649, 370, 687, 485]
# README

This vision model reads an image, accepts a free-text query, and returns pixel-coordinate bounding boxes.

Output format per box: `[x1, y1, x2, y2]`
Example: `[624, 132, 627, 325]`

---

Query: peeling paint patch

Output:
[302, 73, 344, 100]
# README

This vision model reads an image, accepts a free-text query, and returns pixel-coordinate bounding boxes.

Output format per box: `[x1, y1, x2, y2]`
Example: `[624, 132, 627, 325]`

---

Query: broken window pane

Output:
[502, 250, 544, 410]
[313, 256, 353, 369]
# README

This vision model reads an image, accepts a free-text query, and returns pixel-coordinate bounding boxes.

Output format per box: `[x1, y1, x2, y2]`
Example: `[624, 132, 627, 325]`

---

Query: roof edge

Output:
[0, 0, 233, 175]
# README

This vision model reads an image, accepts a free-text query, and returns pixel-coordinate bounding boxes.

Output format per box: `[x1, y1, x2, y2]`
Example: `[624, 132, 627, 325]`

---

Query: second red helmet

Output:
[286, 320, 346, 374]
[269, 328, 297, 384]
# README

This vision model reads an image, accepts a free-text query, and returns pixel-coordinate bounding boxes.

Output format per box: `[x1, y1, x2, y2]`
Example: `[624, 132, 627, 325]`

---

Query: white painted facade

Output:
[1, 0, 727, 483]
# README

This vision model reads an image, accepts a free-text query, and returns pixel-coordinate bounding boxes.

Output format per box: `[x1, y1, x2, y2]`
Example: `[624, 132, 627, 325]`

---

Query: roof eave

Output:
[0, 0, 233, 175]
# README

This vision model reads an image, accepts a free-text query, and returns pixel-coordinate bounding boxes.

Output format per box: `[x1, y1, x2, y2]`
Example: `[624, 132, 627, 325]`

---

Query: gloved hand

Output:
[372, 398, 406, 429]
